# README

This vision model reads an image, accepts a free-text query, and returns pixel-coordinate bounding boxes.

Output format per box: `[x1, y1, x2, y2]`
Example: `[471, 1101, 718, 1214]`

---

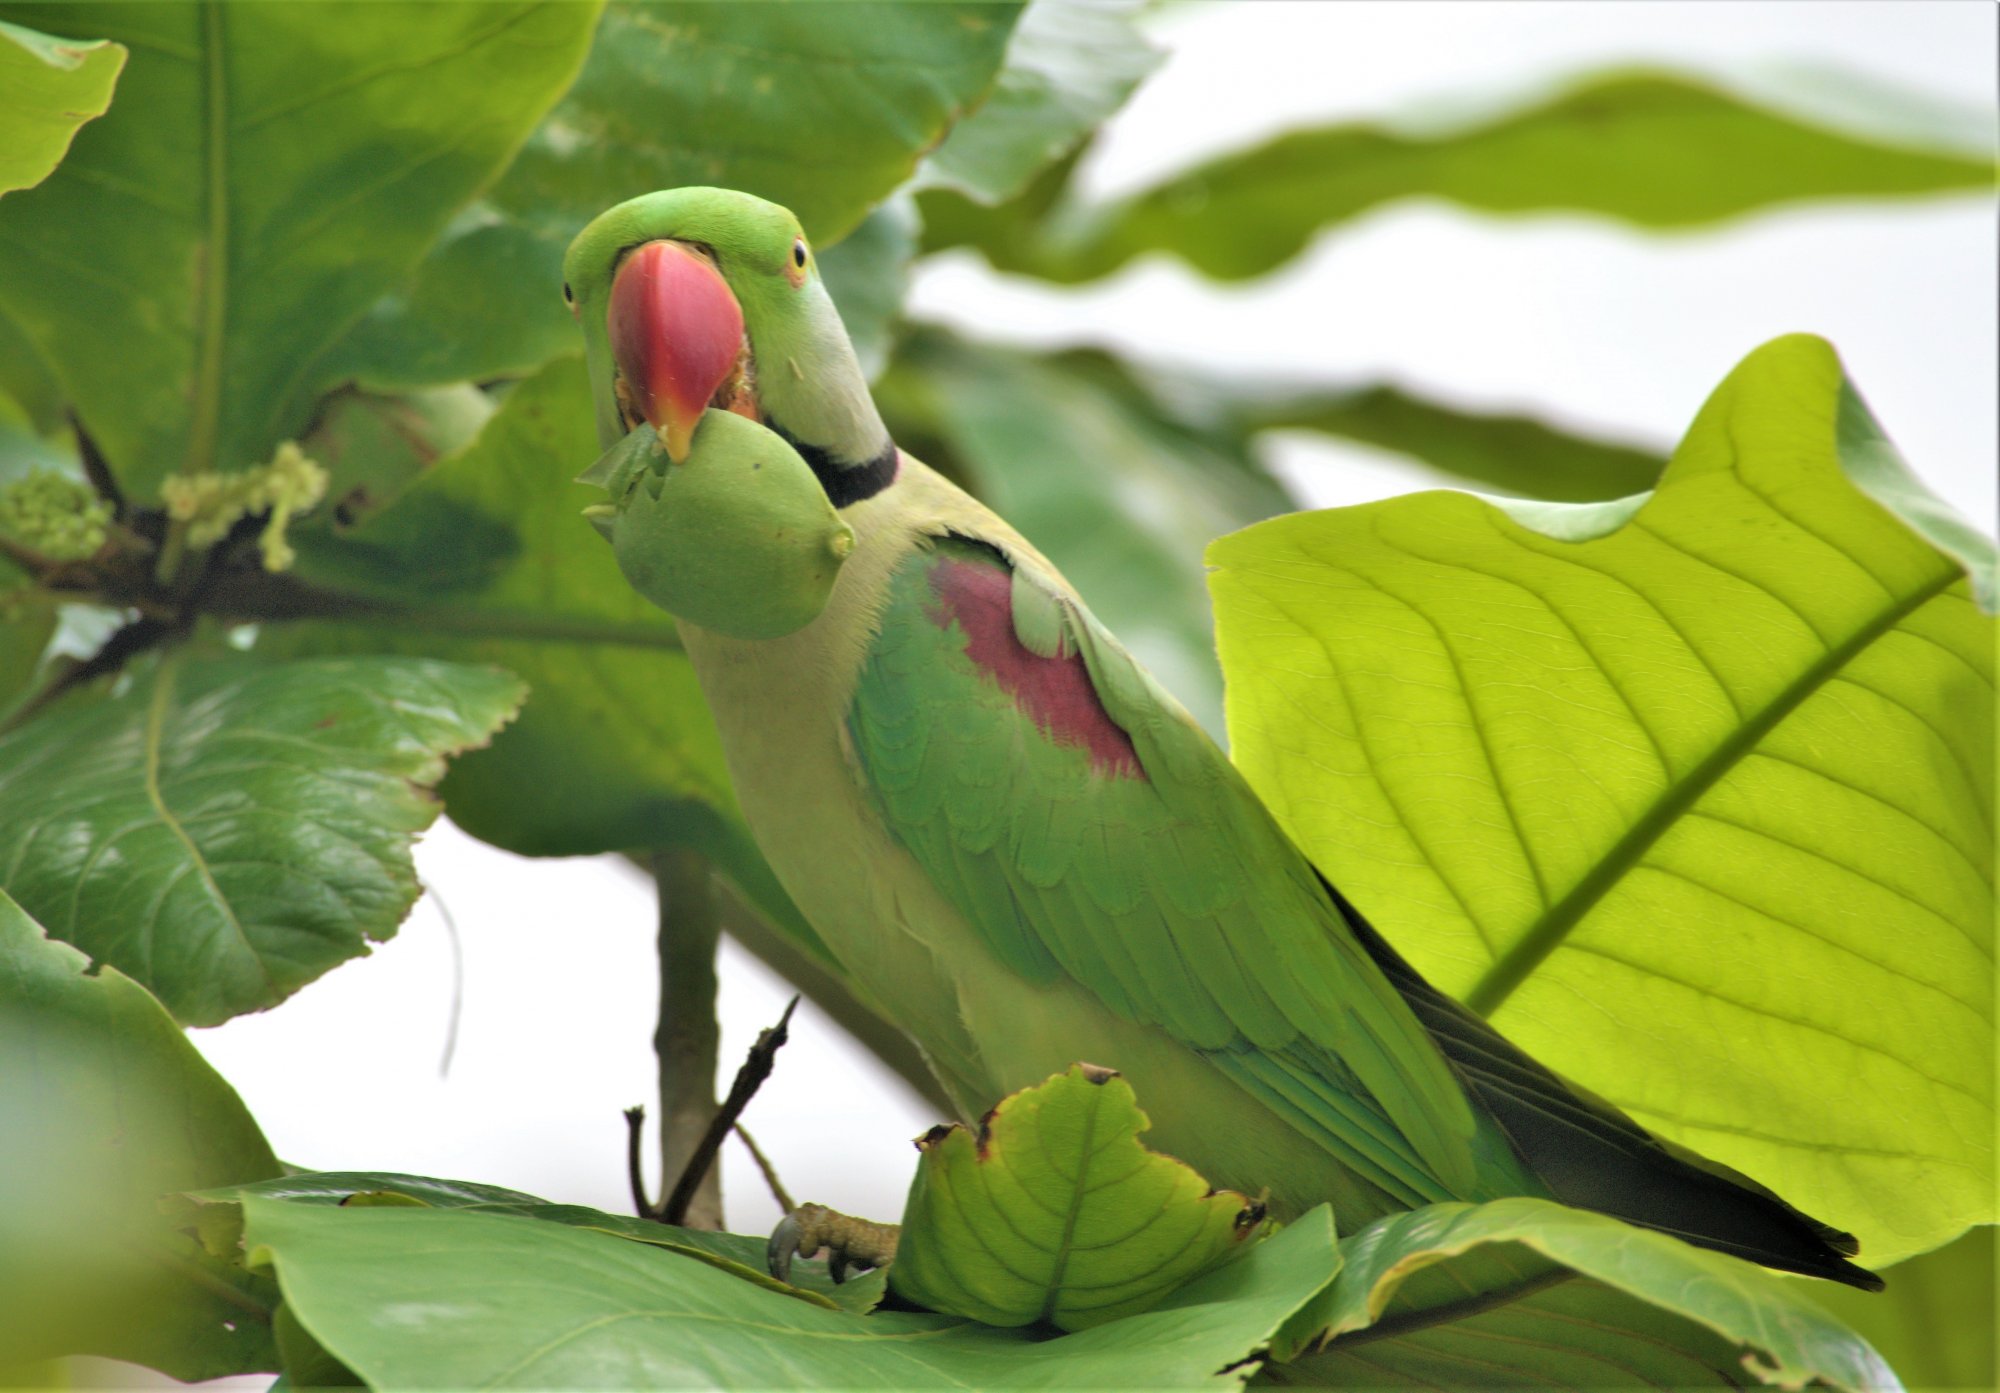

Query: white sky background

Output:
[185, 0, 1998, 1309]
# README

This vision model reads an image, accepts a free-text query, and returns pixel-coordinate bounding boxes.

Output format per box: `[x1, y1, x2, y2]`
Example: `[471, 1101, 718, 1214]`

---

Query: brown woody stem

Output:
[653, 847, 724, 1230]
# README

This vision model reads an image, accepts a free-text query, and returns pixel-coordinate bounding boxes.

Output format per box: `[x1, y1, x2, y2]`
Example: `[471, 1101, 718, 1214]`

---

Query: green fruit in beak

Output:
[580, 407, 855, 640]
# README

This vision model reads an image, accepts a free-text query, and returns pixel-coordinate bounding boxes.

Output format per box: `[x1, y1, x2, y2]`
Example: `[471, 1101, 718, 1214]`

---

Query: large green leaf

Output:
[0, 891, 282, 1379]
[0, 1, 600, 499]
[1209, 334, 1995, 1265]
[264, 357, 806, 941]
[1266, 1199, 1898, 1391]
[242, 1194, 1344, 1389]
[925, 70, 1995, 283]
[914, 0, 1160, 206]
[0, 18, 123, 196]
[325, 0, 1021, 394]
[892, 1064, 1270, 1330]
[179, 1170, 888, 1316]
[881, 330, 1292, 737]
[0, 653, 524, 1024]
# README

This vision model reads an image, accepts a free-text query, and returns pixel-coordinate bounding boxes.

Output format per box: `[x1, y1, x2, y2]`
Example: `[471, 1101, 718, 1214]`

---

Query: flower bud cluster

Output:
[0, 471, 113, 562]
[161, 442, 329, 572]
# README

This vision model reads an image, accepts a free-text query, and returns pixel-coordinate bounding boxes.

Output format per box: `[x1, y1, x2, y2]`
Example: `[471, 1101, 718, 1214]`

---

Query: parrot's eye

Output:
[561, 281, 573, 305]
[791, 238, 808, 269]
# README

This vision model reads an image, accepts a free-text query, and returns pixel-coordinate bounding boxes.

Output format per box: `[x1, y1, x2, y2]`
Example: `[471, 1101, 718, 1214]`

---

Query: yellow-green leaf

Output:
[0, 18, 123, 196]
[1210, 334, 1995, 1266]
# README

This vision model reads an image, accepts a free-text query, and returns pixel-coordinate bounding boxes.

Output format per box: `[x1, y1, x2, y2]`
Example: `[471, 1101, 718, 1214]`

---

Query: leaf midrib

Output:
[1463, 562, 1965, 1016]
[1036, 1089, 1105, 1325]
[142, 654, 275, 998]
[186, 0, 228, 478]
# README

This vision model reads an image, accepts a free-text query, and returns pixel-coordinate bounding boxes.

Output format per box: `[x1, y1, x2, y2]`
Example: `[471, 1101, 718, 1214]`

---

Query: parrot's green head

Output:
[562, 187, 894, 500]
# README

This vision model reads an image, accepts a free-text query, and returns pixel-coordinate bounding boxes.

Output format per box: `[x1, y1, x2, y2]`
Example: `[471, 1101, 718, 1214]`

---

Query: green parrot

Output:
[562, 188, 1881, 1292]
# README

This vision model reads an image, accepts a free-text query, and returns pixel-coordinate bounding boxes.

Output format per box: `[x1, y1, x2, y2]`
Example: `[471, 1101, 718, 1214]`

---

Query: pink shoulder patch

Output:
[928, 557, 1145, 780]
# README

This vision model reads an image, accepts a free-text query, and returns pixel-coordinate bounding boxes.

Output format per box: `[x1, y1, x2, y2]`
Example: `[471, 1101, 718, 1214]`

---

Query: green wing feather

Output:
[849, 533, 1536, 1206]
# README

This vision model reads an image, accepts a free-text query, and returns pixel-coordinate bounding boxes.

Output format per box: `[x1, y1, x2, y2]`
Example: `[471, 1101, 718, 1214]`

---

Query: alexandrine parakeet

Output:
[561, 188, 1880, 1291]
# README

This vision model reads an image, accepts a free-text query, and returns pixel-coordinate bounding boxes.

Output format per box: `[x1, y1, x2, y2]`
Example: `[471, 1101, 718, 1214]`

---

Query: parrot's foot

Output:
[767, 1203, 900, 1284]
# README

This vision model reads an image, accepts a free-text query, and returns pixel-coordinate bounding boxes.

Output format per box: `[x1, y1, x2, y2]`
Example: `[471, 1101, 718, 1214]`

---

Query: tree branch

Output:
[652, 847, 724, 1230]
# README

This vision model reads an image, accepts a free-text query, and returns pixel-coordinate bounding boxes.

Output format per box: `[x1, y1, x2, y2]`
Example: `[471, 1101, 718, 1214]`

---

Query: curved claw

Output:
[766, 1212, 805, 1283]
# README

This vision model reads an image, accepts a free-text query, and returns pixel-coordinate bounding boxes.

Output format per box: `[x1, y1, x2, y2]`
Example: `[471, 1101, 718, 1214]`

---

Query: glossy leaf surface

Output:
[0, 891, 282, 1378]
[1210, 335, 1995, 1264]
[0, 17, 123, 195]
[0, 1, 599, 497]
[0, 653, 524, 1024]
[243, 1194, 1344, 1389]
[892, 1064, 1270, 1330]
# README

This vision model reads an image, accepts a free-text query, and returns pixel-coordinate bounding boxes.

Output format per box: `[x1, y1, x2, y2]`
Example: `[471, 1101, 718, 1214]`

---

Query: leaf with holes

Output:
[0, 18, 124, 196]
[0, 1, 599, 498]
[1271, 1198, 1897, 1391]
[1209, 334, 1995, 1266]
[0, 890, 283, 1378]
[0, 653, 524, 1024]
[891, 1063, 1274, 1331]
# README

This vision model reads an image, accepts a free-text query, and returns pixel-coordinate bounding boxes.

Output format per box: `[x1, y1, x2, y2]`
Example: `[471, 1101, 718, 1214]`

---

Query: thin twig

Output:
[662, 996, 799, 1226]
[735, 1123, 795, 1216]
[425, 879, 464, 1078]
[624, 1105, 656, 1217]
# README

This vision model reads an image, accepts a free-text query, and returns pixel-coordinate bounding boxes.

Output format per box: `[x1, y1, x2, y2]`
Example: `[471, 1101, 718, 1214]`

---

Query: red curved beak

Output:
[607, 240, 744, 462]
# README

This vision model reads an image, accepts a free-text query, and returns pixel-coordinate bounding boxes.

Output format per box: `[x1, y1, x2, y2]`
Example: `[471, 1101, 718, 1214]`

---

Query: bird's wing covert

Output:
[847, 533, 1488, 1198]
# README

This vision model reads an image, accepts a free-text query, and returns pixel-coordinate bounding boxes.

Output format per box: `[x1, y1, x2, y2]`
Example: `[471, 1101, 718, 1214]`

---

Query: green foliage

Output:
[915, 0, 1161, 205]
[923, 69, 1995, 283]
[1271, 1199, 1898, 1391]
[0, 891, 281, 1379]
[1232, 382, 1667, 504]
[1813, 1227, 1998, 1393]
[0, 18, 122, 196]
[0, 1, 600, 501]
[326, 1, 1023, 395]
[0, 1, 1988, 1384]
[0, 654, 524, 1024]
[1210, 335, 1995, 1265]
[235, 1189, 1345, 1390]
[892, 1064, 1270, 1330]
